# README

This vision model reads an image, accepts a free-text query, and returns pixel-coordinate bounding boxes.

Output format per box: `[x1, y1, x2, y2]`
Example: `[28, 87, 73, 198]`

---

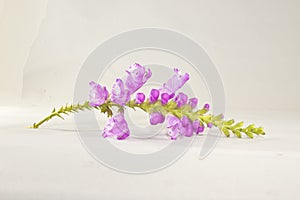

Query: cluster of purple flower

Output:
[89, 63, 210, 140]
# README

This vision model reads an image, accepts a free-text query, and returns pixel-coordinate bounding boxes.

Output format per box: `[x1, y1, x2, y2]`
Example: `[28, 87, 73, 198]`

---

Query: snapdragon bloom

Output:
[174, 92, 188, 107]
[180, 116, 193, 137]
[102, 112, 130, 140]
[166, 115, 182, 140]
[188, 98, 198, 109]
[135, 93, 145, 104]
[111, 78, 130, 106]
[149, 89, 160, 103]
[167, 115, 204, 139]
[88, 81, 109, 107]
[161, 93, 170, 105]
[149, 112, 165, 125]
[125, 63, 152, 95]
[192, 120, 204, 134]
[160, 68, 189, 95]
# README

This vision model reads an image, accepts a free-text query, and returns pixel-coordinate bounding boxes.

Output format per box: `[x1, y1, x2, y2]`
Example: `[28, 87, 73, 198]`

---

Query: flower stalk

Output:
[29, 101, 92, 128]
[30, 99, 265, 138]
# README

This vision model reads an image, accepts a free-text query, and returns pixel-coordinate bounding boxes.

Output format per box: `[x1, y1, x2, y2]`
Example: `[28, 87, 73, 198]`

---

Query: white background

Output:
[0, 0, 300, 199]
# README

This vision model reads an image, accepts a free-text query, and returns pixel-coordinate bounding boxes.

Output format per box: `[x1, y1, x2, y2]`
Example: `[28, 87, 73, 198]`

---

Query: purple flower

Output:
[193, 120, 204, 134]
[188, 98, 198, 109]
[125, 63, 152, 94]
[111, 78, 130, 106]
[149, 112, 165, 125]
[102, 112, 130, 140]
[161, 93, 170, 105]
[169, 93, 175, 99]
[204, 103, 210, 110]
[166, 115, 182, 140]
[174, 92, 188, 107]
[88, 81, 109, 107]
[197, 126, 205, 133]
[149, 89, 160, 103]
[207, 122, 213, 128]
[180, 116, 193, 137]
[160, 68, 189, 95]
[135, 93, 145, 104]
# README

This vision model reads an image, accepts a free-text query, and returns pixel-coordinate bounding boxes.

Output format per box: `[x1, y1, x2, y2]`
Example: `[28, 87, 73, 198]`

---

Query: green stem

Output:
[29, 101, 92, 128]
[29, 100, 265, 138]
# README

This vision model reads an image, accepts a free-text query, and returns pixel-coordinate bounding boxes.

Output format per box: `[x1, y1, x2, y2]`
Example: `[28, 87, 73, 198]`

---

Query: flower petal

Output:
[102, 112, 130, 140]
[160, 68, 189, 95]
[135, 93, 145, 104]
[111, 78, 130, 106]
[88, 81, 108, 107]
[188, 97, 198, 109]
[149, 89, 160, 103]
[174, 92, 188, 107]
[124, 63, 152, 94]
[149, 112, 165, 125]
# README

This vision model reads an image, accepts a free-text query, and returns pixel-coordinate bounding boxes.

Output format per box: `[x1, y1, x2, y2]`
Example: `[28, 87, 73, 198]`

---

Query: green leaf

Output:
[245, 131, 254, 138]
[196, 109, 208, 115]
[221, 128, 230, 137]
[56, 114, 64, 120]
[232, 121, 244, 129]
[225, 119, 235, 125]
[246, 124, 255, 130]
[233, 130, 242, 138]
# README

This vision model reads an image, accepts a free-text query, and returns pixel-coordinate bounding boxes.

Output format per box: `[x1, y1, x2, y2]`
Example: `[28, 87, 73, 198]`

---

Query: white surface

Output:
[1, 0, 300, 199]
[0, 0, 299, 111]
[0, 107, 299, 199]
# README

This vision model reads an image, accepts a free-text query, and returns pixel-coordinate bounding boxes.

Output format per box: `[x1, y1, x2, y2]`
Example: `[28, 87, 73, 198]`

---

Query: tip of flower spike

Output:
[28, 124, 37, 129]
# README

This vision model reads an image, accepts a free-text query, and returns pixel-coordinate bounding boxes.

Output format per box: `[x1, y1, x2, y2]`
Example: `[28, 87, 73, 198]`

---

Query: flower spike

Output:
[30, 63, 265, 140]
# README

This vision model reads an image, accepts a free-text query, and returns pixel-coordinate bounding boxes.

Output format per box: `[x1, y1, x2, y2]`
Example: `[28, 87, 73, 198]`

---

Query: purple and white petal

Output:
[124, 63, 152, 94]
[160, 68, 189, 95]
[192, 120, 204, 134]
[102, 112, 130, 140]
[111, 78, 130, 106]
[88, 81, 109, 107]
[166, 115, 182, 140]
[180, 116, 193, 137]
